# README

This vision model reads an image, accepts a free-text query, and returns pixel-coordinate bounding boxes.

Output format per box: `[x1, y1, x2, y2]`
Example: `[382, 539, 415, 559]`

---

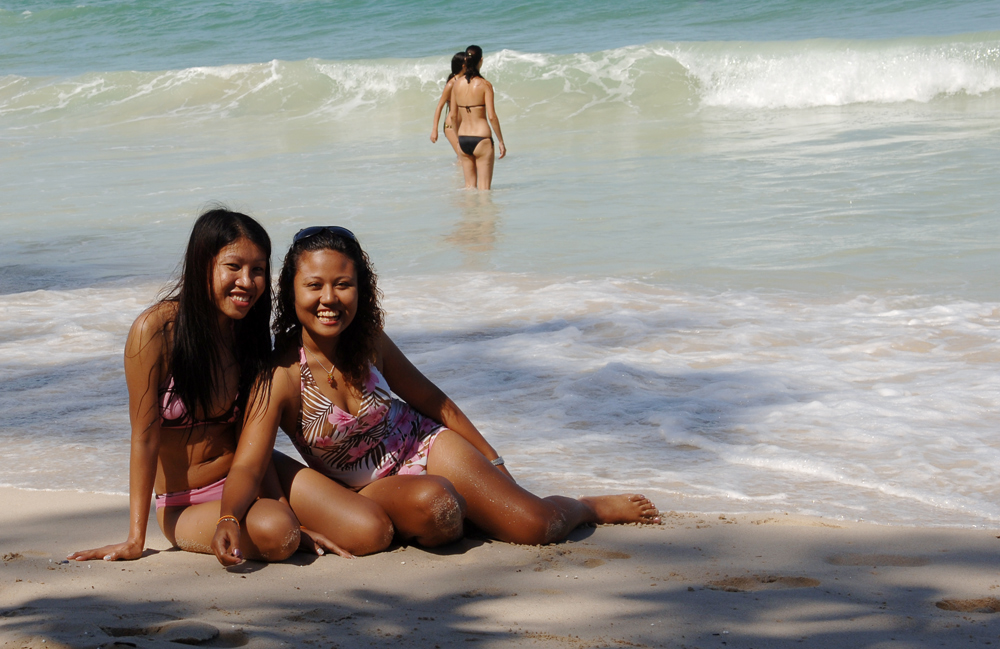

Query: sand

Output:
[2, 487, 1000, 648]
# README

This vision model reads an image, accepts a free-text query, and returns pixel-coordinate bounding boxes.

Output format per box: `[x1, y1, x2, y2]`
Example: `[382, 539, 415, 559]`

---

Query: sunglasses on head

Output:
[292, 226, 358, 245]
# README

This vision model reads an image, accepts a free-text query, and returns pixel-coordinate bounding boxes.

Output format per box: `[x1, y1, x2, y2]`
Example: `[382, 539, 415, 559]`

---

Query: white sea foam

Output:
[671, 35, 1000, 108]
[4, 34, 998, 131]
[1, 273, 998, 527]
[2, 14, 999, 530]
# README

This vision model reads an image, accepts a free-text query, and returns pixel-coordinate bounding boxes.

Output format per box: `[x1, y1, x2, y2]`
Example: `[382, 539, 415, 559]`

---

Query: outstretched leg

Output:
[360, 474, 466, 547]
[272, 451, 394, 557]
[426, 430, 660, 545]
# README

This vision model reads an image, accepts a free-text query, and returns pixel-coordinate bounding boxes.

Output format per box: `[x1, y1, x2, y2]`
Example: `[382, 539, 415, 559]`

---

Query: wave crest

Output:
[672, 33, 1000, 109]
[2, 33, 999, 129]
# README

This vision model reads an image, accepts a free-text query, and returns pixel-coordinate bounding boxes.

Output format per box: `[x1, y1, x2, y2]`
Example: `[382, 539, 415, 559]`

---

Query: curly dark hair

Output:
[273, 228, 383, 390]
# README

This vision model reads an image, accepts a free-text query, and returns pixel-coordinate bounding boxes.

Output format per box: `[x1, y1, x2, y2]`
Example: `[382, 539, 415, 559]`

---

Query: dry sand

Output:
[2, 487, 1000, 648]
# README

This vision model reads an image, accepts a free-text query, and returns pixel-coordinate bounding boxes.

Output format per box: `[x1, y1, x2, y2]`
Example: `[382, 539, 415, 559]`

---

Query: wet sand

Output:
[2, 487, 1000, 648]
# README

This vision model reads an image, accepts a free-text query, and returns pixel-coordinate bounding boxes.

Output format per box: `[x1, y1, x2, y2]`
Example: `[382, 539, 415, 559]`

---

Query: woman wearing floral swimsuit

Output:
[211, 227, 660, 566]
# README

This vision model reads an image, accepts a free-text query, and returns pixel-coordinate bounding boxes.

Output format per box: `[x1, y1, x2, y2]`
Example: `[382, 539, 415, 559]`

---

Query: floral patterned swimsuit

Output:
[290, 348, 444, 490]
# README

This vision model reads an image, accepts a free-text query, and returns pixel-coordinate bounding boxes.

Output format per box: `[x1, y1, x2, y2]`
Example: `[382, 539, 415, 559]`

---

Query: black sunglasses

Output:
[292, 226, 359, 244]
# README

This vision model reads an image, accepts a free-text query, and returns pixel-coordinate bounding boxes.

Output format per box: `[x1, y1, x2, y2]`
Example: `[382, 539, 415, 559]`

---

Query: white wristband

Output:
[491, 456, 505, 467]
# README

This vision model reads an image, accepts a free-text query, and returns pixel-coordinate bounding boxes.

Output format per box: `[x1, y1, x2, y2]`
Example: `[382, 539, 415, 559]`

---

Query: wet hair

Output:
[164, 207, 272, 423]
[464, 45, 483, 82]
[273, 229, 384, 390]
[447, 51, 467, 82]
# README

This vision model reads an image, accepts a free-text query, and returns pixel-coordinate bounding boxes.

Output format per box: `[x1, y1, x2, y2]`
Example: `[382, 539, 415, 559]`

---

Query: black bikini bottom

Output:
[458, 135, 493, 156]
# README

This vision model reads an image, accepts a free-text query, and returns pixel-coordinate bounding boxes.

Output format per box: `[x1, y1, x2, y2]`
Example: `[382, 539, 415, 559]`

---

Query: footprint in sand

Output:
[936, 598, 1000, 614]
[707, 575, 820, 592]
[532, 546, 631, 571]
[100, 620, 221, 645]
[826, 553, 929, 567]
[458, 587, 511, 599]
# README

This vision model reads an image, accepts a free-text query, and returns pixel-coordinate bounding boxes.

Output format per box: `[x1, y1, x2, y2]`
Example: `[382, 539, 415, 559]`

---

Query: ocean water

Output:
[2, 0, 1000, 527]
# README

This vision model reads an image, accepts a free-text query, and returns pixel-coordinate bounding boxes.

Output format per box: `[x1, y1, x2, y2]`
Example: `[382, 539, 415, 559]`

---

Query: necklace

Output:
[303, 344, 335, 387]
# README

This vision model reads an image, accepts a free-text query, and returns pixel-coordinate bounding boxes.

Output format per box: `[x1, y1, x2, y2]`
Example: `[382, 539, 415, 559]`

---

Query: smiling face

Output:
[294, 248, 359, 345]
[210, 237, 268, 323]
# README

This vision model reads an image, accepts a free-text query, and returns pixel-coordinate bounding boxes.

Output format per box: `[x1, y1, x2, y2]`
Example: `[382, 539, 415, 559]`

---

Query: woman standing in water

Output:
[430, 51, 467, 158]
[211, 227, 660, 566]
[451, 45, 506, 190]
[70, 209, 300, 563]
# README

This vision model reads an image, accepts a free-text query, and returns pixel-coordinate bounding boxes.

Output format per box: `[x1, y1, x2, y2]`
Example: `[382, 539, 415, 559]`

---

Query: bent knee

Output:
[342, 508, 395, 556]
[247, 504, 300, 562]
[411, 478, 466, 545]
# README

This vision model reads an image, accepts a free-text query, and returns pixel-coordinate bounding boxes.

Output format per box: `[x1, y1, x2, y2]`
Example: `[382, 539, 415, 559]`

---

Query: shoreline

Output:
[3, 487, 1000, 648]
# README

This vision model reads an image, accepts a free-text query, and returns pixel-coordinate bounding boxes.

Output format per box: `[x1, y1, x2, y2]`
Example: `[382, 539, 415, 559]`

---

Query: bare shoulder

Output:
[125, 301, 175, 357]
[269, 346, 301, 399]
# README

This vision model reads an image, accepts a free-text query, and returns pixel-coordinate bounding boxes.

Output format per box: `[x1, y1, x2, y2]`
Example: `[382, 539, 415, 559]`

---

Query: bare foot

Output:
[579, 494, 661, 525]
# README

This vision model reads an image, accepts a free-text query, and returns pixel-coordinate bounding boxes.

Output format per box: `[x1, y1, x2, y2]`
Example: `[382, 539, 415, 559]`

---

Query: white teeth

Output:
[318, 310, 339, 318]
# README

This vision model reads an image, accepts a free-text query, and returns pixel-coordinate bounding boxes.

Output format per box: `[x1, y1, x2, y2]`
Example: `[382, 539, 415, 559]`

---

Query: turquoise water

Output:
[2, 1, 1000, 526]
[4, 0, 1000, 75]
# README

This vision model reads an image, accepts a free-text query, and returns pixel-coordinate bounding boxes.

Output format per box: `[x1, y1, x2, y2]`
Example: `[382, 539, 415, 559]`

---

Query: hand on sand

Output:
[300, 526, 355, 559]
[211, 521, 244, 567]
[579, 494, 662, 526]
[67, 539, 143, 562]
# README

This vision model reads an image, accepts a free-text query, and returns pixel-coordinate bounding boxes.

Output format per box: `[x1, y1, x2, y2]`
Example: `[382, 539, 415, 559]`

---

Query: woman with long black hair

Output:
[70, 208, 300, 563]
[451, 45, 507, 189]
[430, 51, 468, 158]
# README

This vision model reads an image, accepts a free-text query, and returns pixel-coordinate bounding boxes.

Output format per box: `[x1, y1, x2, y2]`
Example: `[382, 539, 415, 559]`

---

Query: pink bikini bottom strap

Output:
[154, 476, 227, 510]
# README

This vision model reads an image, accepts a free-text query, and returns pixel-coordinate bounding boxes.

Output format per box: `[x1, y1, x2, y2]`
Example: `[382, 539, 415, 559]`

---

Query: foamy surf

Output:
[2, 276, 998, 527]
[4, 32, 1000, 131]
[4, 0, 1000, 530]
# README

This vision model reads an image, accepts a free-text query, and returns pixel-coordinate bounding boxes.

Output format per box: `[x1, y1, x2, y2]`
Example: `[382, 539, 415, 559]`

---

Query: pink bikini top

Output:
[159, 377, 239, 428]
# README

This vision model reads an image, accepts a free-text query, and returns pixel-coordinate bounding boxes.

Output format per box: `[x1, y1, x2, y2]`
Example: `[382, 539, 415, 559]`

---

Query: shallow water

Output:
[2, 0, 999, 526]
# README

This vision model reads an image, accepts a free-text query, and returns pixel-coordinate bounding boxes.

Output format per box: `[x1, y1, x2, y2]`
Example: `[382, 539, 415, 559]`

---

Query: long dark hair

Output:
[447, 51, 467, 82]
[273, 229, 383, 390]
[166, 208, 272, 420]
[464, 45, 483, 82]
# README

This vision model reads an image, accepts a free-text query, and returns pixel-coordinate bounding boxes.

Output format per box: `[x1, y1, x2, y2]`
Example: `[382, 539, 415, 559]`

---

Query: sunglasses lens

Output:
[292, 227, 323, 243]
[293, 226, 358, 244]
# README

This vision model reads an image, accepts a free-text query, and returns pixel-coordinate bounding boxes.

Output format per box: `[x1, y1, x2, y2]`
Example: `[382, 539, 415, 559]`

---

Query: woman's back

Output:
[451, 45, 506, 189]
[452, 76, 492, 137]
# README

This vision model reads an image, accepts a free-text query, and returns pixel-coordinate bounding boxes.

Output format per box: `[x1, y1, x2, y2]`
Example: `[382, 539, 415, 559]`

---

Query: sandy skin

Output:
[212, 242, 660, 565]
[579, 494, 660, 525]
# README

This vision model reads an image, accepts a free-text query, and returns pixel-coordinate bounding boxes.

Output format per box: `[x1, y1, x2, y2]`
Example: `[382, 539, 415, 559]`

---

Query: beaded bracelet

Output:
[491, 456, 505, 467]
[217, 515, 240, 527]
